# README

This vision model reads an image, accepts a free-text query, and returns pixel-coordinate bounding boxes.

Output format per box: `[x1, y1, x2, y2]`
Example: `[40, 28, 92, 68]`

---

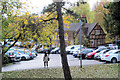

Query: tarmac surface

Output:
[2, 54, 105, 72]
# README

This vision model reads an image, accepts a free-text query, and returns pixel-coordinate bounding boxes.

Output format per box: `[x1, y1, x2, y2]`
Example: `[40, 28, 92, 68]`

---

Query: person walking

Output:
[43, 53, 49, 68]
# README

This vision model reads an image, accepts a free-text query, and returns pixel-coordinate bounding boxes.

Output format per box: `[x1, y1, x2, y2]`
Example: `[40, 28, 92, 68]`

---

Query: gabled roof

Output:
[56, 22, 102, 36]
[64, 23, 97, 36]
[64, 22, 84, 32]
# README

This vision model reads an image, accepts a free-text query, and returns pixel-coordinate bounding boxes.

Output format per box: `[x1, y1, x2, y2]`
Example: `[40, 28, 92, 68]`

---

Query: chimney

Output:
[81, 15, 87, 23]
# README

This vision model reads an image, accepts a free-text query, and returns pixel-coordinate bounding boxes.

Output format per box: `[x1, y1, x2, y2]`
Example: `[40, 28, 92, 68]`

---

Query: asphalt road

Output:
[2, 54, 105, 72]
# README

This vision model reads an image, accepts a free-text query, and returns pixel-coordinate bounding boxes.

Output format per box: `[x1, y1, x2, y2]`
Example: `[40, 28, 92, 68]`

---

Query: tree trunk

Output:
[56, 2, 72, 80]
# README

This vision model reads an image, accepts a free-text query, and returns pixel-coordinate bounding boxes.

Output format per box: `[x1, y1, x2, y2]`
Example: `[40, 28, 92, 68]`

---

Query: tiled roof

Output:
[64, 23, 97, 35]
[56, 23, 98, 36]
[83, 23, 97, 35]
[64, 23, 84, 32]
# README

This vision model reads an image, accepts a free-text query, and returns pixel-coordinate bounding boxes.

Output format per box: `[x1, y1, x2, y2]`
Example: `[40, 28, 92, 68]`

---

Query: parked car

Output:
[17, 48, 35, 59]
[16, 50, 31, 60]
[15, 42, 22, 46]
[5, 51, 21, 62]
[70, 46, 84, 54]
[94, 49, 111, 60]
[86, 47, 107, 59]
[101, 49, 120, 63]
[31, 50, 38, 56]
[66, 45, 84, 54]
[72, 47, 87, 57]
[78, 48, 94, 59]
[107, 44, 118, 49]
[50, 47, 60, 54]
[44, 47, 56, 54]
[37, 47, 45, 53]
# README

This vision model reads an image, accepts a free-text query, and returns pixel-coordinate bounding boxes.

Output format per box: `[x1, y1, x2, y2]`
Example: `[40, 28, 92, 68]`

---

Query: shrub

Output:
[3, 54, 10, 64]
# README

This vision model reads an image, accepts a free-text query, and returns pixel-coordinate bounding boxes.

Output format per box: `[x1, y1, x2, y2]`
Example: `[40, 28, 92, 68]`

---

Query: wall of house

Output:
[88, 25, 106, 48]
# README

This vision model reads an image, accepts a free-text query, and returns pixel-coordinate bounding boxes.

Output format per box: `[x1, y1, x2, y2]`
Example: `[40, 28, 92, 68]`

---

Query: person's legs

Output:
[47, 62, 48, 68]
[44, 62, 46, 68]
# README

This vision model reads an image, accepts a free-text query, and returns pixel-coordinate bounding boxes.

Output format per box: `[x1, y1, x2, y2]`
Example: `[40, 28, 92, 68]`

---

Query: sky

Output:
[22, 0, 98, 14]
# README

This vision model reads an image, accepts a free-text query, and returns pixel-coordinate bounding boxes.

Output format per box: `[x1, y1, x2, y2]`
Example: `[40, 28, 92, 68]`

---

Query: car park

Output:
[86, 47, 107, 59]
[101, 49, 120, 63]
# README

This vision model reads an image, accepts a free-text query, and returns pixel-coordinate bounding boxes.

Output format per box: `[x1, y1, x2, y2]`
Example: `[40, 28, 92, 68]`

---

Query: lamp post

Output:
[78, 18, 82, 68]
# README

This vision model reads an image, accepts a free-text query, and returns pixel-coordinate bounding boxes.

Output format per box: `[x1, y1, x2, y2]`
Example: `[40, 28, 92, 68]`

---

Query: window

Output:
[95, 30, 100, 35]
[90, 40, 94, 45]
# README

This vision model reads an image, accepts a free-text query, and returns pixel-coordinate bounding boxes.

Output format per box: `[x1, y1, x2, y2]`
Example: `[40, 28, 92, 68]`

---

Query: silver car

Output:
[5, 51, 21, 62]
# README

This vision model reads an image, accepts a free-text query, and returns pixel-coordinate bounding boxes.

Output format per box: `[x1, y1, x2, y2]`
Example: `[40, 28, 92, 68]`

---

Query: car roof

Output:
[7, 50, 16, 53]
[109, 49, 120, 52]
[106, 49, 120, 54]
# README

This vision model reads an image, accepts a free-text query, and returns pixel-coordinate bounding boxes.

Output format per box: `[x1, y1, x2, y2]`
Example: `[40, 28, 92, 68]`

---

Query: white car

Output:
[70, 47, 80, 54]
[101, 49, 120, 63]
[107, 44, 118, 49]
[51, 47, 60, 54]
[66, 45, 84, 54]
[94, 49, 111, 60]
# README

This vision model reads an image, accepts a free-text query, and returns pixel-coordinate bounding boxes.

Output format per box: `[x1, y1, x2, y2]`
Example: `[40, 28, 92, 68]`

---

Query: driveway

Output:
[2, 54, 105, 72]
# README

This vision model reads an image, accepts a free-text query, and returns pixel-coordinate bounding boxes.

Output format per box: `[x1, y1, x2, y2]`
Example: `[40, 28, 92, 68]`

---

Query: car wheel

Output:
[111, 58, 117, 63]
[92, 55, 94, 59]
[21, 57, 26, 60]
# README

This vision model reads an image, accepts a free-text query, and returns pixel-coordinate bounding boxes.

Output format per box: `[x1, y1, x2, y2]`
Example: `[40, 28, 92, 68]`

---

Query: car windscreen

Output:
[81, 49, 93, 53]
[53, 48, 59, 51]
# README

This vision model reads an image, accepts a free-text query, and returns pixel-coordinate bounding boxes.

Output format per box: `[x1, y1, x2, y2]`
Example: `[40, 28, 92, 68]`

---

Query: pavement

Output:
[2, 54, 105, 72]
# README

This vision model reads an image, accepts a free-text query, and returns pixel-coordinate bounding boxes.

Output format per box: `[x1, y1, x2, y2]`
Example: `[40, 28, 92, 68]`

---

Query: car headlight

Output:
[87, 53, 91, 56]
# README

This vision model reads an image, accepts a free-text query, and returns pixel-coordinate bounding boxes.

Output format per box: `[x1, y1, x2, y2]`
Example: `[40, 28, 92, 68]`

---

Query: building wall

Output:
[52, 24, 106, 48]
[88, 25, 106, 48]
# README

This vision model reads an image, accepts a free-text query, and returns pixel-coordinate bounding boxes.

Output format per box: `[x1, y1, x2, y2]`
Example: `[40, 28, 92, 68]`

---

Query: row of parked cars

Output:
[49, 45, 85, 54]
[5, 47, 38, 62]
[48, 44, 119, 63]
[72, 46, 120, 63]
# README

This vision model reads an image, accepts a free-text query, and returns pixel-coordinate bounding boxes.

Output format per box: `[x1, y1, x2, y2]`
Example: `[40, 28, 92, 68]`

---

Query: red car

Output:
[86, 48, 106, 59]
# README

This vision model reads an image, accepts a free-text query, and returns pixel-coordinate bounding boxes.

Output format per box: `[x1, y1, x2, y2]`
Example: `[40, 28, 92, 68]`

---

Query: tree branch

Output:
[2, 33, 21, 54]
[42, 18, 58, 22]
[62, 7, 81, 19]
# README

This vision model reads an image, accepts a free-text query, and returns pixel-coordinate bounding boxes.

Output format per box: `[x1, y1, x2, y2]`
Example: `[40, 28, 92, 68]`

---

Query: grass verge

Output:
[2, 64, 119, 78]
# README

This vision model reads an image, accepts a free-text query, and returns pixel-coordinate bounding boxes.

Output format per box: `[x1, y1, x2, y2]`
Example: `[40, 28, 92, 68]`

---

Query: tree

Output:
[56, 2, 72, 80]
[94, 0, 110, 30]
[70, 2, 95, 23]
[104, 1, 120, 42]
[1, 1, 59, 63]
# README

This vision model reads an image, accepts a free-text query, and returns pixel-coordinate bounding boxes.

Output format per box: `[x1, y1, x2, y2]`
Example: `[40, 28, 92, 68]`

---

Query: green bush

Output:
[3, 54, 10, 64]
